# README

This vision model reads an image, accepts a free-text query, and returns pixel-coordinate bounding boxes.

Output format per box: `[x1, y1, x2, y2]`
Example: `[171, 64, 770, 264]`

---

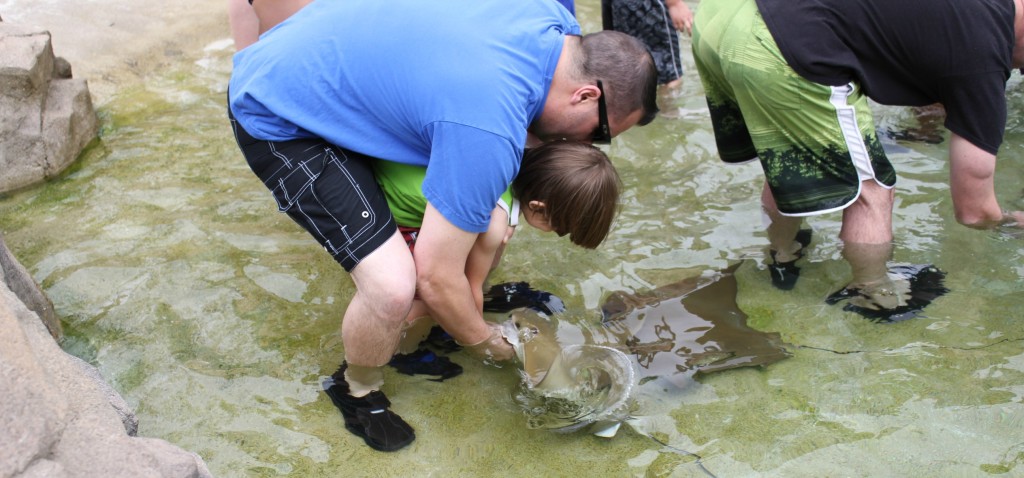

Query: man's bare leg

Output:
[835, 180, 907, 309]
[762, 183, 807, 290]
[839, 180, 894, 245]
[762, 182, 804, 263]
[323, 231, 417, 452]
[396, 306, 434, 355]
[342, 232, 416, 394]
[838, 179, 894, 290]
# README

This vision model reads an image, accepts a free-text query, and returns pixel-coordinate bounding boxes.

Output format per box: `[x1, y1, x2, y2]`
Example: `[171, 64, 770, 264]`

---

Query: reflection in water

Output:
[878, 104, 947, 146]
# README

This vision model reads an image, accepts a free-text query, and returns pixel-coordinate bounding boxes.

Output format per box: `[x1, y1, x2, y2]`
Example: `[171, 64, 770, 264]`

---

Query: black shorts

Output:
[229, 109, 396, 272]
[604, 0, 683, 85]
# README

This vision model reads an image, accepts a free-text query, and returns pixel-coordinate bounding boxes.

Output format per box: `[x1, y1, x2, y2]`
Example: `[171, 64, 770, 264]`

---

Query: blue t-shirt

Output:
[229, 0, 579, 233]
[554, 0, 576, 16]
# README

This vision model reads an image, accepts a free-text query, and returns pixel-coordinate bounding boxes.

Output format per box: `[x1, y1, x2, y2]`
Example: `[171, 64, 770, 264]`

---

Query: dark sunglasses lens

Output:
[592, 80, 611, 144]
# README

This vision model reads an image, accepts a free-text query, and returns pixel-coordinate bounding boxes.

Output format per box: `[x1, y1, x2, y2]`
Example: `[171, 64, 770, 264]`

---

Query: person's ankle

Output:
[771, 249, 799, 264]
[343, 362, 384, 397]
[771, 235, 807, 264]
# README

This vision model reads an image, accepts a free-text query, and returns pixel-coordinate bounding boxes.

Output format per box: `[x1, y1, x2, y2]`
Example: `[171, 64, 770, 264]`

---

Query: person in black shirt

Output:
[691, 0, 1024, 313]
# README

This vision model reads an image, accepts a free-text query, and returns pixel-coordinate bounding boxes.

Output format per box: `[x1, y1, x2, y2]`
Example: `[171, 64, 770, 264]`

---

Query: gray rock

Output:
[52, 57, 72, 79]
[0, 24, 52, 100]
[0, 232, 60, 340]
[0, 239, 212, 478]
[0, 24, 98, 194]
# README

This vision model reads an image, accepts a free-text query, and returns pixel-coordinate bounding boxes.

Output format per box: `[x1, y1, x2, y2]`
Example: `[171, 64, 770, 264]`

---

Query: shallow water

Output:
[2, 2, 1024, 477]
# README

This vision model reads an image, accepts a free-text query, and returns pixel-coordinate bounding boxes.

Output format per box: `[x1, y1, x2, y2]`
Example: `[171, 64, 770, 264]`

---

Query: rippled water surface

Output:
[2, 3, 1023, 477]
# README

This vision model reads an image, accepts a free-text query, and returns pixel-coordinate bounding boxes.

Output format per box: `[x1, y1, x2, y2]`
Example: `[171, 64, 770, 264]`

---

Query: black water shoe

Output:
[768, 229, 814, 291]
[388, 349, 462, 382]
[322, 364, 415, 452]
[482, 282, 566, 315]
[768, 256, 801, 290]
[826, 264, 949, 323]
[422, 325, 461, 353]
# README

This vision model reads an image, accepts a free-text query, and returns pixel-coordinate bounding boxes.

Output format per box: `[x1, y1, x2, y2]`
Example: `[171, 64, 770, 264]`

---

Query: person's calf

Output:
[396, 316, 434, 355]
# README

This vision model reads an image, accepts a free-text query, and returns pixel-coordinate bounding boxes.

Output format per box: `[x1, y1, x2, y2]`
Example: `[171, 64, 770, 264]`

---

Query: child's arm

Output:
[466, 206, 511, 313]
[490, 224, 516, 271]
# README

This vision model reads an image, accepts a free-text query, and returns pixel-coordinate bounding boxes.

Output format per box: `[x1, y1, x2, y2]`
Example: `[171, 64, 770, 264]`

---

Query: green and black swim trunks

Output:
[691, 0, 896, 216]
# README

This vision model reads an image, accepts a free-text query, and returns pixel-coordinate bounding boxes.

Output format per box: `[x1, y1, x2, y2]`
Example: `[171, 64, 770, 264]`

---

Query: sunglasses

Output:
[591, 79, 612, 144]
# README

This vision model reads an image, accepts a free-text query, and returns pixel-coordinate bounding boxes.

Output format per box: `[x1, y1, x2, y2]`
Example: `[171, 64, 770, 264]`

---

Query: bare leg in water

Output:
[837, 180, 912, 309]
[762, 183, 811, 290]
[763, 179, 910, 309]
[762, 182, 804, 263]
[342, 233, 416, 395]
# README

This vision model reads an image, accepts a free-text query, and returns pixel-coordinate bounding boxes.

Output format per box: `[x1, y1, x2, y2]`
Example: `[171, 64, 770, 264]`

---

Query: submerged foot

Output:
[322, 364, 415, 452]
[421, 325, 461, 354]
[388, 348, 463, 382]
[482, 282, 566, 315]
[768, 229, 813, 291]
[826, 264, 950, 323]
[768, 257, 801, 290]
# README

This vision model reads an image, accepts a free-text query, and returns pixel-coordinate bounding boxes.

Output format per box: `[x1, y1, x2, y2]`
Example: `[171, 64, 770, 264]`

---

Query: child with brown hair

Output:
[370, 140, 621, 378]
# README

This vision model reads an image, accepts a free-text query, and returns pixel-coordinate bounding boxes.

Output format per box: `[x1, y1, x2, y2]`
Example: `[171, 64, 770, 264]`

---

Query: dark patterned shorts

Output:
[229, 108, 396, 271]
[603, 0, 683, 85]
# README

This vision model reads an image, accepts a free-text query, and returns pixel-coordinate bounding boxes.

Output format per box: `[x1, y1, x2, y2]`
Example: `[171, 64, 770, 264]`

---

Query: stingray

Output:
[595, 262, 792, 387]
[484, 262, 793, 436]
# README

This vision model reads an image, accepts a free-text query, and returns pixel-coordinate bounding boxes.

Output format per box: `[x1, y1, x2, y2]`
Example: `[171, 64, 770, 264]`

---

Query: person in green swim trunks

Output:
[691, 0, 1024, 315]
[374, 140, 621, 365]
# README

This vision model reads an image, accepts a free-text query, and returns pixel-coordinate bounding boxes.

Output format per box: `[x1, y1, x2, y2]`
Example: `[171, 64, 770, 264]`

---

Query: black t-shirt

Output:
[756, 0, 1016, 154]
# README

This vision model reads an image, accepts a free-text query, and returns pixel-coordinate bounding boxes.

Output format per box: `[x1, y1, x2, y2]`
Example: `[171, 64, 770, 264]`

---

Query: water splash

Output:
[513, 343, 636, 433]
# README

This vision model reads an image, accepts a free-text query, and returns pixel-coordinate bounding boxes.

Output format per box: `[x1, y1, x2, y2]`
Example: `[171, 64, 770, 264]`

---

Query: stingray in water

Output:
[595, 262, 793, 387]
[484, 262, 793, 436]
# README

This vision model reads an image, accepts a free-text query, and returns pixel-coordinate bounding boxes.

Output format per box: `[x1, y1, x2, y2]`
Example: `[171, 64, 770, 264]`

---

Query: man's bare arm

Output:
[416, 204, 513, 360]
[948, 133, 1022, 227]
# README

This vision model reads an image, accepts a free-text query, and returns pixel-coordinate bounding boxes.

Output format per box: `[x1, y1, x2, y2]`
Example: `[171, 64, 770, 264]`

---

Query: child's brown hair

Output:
[513, 141, 621, 249]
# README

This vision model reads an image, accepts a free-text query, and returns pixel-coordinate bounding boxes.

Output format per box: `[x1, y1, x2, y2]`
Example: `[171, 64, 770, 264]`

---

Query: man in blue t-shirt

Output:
[228, 0, 658, 451]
